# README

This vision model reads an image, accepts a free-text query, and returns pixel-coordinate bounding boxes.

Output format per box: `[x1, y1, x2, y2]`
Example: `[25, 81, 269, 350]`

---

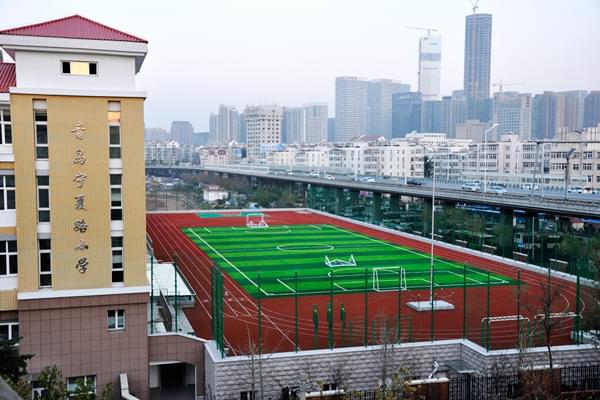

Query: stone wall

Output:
[205, 339, 600, 400]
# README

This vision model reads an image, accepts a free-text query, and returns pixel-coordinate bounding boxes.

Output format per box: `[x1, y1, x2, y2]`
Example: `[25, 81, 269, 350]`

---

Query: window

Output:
[110, 174, 122, 221]
[109, 126, 121, 158]
[0, 240, 17, 276]
[0, 322, 19, 341]
[61, 61, 98, 76]
[67, 375, 96, 395]
[107, 309, 125, 330]
[39, 239, 51, 288]
[240, 391, 257, 400]
[0, 108, 11, 144]
[35, 110, 48, 159]
[0, 175, 15, 210]
[111, 236, 123, 283]
[37, 176, 50, 222]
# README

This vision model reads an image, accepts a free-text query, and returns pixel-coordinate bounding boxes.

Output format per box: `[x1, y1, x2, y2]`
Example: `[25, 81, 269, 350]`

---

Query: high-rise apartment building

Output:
[532, 91, 557, 140]
[418, 35, 442, 102]
[244, 105, 282, 161]
[584, 91, 600, 128]
[441, 90, 467, 138]
[492, 91, 532, 139]
[335, 76, 368, 141]
[170, 120, 194, 145]
[303, 103, 328, 143]
[464, 12, 492, 121]
[421, 100, 443, 133]
[367, 79, 409, 137]
[282, 107, 305, 144]
[216, 104, 241, 144]
[208, 112, 218, 144]
[328, 117, 335, 142]
[0, 15, 151, 396]
[555, 90, 586, 132]
[391, 92, 422, 138]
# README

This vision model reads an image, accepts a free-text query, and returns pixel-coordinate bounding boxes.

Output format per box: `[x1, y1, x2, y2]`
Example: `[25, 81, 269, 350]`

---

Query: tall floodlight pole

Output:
[483, 123, 499, 193]
[429, 160, 436, 303]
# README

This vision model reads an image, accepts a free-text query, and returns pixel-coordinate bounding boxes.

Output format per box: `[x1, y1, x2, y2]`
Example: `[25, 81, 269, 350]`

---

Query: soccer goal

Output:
[246, 213, 269, 228]
[372, 266, 407, 292]
[325, 255, 356, 268]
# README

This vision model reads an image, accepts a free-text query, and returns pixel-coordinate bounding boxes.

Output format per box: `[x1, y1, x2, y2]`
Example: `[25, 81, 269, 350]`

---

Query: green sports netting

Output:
[183, 224, 513, 298]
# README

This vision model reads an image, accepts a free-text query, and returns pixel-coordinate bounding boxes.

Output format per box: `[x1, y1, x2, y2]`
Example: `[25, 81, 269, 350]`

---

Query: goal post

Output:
[246, 212, 268, 228]
[372, 266, 407, 292]
[325, 255, 356, 268]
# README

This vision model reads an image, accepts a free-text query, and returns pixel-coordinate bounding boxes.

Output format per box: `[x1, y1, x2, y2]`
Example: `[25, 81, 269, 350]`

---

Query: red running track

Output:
[146, 210, 593, 355]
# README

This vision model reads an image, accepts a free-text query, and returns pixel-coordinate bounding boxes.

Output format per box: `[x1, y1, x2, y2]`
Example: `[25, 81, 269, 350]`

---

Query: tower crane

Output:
[492, 81, 523, 94]
[403, 26, 438, 36]
[471, 0, 479, 13]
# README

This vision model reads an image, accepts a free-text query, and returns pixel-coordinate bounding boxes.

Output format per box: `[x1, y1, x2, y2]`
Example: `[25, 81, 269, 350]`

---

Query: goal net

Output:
[325, 255, 356, 268]
[246, 213, 268, 228]
[372, 266, 407, 292]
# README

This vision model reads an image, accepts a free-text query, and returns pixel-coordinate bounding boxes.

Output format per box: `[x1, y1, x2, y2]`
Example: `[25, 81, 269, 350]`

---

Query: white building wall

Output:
[418, 35, 442, 102]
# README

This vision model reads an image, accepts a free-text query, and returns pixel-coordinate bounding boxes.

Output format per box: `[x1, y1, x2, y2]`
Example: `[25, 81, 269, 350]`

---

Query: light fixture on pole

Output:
[483, 123, 499, 193]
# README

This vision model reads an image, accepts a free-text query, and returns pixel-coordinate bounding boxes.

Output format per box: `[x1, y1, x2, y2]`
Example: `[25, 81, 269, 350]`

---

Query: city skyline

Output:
[1, 0, 600, 131]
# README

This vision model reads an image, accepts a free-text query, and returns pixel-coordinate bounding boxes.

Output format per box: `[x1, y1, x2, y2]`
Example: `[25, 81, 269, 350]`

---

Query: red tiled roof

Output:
[0, 15, 147, 43]
[0, 63, 16, 93]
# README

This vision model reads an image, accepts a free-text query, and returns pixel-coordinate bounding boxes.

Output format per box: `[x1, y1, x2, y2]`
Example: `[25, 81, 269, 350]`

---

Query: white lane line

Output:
[187, 228, 271, 296]
[277, 278, 296, 293]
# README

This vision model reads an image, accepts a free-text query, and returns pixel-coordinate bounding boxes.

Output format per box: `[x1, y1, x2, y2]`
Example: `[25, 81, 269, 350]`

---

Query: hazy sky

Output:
[1, 0, 600, 131]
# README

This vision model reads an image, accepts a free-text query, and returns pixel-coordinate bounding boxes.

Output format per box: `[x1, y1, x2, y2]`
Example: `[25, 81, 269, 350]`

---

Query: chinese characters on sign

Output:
[72, 122, 89, 273]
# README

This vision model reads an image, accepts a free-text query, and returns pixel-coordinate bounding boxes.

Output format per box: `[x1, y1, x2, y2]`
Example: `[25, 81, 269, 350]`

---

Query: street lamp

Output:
[483, 123, 499, 193]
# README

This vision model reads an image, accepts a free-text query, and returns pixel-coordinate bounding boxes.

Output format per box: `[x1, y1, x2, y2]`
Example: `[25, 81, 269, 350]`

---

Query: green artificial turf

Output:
[183, 224, 513, 298]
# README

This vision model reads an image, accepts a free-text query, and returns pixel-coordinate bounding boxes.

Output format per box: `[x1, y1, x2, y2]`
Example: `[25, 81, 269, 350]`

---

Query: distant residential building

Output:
[421, 100, 443, 133]
[145, 127, 168, 142]
[441, 90, 467, 138]
[198, 142, 247, 166]
[367, 79, 410, 137]
[418, 35, 442, 101]
[170, 120, 194, 145]
[193, 132, 209, 146]
[464, 12, 493, 121]
[392, 91, 422, 138]
[584, 91, 600, 129]
[532, 91, 557, 140]
[555, 90, 586, 132]
[208, 112, 218, 144]
[328, 118, 335, 142]
[304, 103, 328, 143]
[145, 140, 195, 165]
[244, 105, 283, 161]
[455, 119, 489, 142]
[335, 76, 369, 141]
[216, 105, 241, 144]
[492, 91, 532, 139]
[283, 107, 305, 144]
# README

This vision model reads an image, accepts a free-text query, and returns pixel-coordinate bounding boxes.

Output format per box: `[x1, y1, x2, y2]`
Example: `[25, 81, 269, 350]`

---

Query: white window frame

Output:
[66, 375, 96, 395]
[0, 321, 19, 341]
[0, 240, 18, 276]
[0, 108, 11, 144]
[110, 174, 122, 221]
[111, 235, 124, 284]
[34, 110, 48, 160]
[37, 175, 50, 223]
[39, 239, 51, 288]
[61, 60, 98, 77]
[0, 175, 15, 210]
[107, 309, 125, 330]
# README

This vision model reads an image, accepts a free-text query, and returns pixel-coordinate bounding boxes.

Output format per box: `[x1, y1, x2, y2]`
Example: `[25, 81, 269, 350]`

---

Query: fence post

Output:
[258, 273, 262, 356]
[398, 267, 402, 343]
[463, 264, 467, 340]
[295, 271, 299, 352]
[486, 271, 491, 351]
[313, 305, 318, 350]
[364, 267, 368, 347]
[516, 270, 521, 345]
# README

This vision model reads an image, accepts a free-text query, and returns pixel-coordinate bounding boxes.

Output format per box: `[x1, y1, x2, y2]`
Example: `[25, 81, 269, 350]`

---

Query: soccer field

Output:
[182, 224, 513, 298]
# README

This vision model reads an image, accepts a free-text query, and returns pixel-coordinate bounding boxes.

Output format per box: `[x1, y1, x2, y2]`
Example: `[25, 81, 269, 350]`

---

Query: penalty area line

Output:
[277, 278, 296, 293]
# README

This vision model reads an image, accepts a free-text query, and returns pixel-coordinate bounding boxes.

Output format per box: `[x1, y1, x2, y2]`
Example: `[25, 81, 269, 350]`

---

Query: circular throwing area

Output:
[276, 244, 334, 252]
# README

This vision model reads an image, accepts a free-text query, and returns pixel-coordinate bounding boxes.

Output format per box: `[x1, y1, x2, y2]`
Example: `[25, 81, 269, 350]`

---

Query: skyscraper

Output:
[532, 92, 557, 140]
[208, 113, 218, 144]
[492, 91, 532, 139]
[328, 118, 336, 142]
[303, 103, 328, 143]
[391, 92, 422, 138]
[464, 11, 492, 121]
[584, 91, 600, 128]
[418, 35, 442, 101]
[555, 90, 587, 132]
[441, 90, 467, 138]
[170, 120, 194, 145]
[216, 105, 241, 144]
[367, 79, 410, 137]
[282, 107, 305, 144]
[335, 76, 368, 141]
[244, 105, 283, 161]
[421, 100, 443, 133]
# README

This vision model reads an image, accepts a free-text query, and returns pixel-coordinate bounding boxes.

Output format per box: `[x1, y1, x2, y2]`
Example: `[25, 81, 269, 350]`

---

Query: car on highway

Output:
[324, 174, 335, 180]
[488, 185, 507, 195]
[461, 183, 481, 192]
[309, 171, 320, 177]
[406, 179, 422, 186]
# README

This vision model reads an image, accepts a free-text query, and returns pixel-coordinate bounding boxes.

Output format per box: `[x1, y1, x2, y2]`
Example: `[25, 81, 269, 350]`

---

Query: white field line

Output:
[277, 278, 296, 293]
[465, 267, 509, 284]
[309, 225, 323, 230]
[187, 228, 271, 296]
[334, 282, 348, 292]
[445, 268, 483, 284]
[203, 227, 211, 233]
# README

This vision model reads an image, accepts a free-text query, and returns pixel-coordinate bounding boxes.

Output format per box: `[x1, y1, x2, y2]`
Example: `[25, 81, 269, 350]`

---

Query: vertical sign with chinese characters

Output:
[71, 122, 89, 273]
